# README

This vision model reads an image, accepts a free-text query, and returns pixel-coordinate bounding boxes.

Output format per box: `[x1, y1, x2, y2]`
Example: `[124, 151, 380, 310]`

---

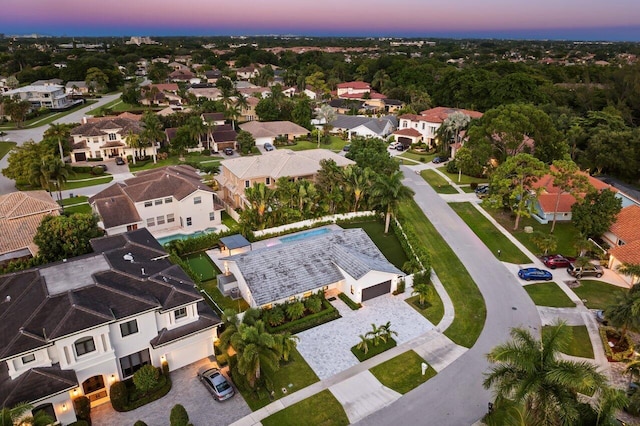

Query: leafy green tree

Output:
[315, 159, 346, 214]
[236, 130, 256, 155]
[33, 213, 103, 262]
[85, 67, 109, 93]
[605, 285, 640, 340]
[0, 402, 55, 426]
[133, 364, 160, 395]
[548, 159, 591, 233]
[453, 146, 488, 178]
[346, 136, 399, 176]
[170, 126, 197, 157]
[255, 97, 280, 121]
[531, 231, 557, 256]
[484, 321, 607, 425]
[169, 404, 190, 426]
[370, 171, 415, 233]
[571, 189, 622, 238]
[3, 95, 32, 128]
[484, 153, 548, 230]
[291, 97, 312, 130]
[148, 61, 170, 83]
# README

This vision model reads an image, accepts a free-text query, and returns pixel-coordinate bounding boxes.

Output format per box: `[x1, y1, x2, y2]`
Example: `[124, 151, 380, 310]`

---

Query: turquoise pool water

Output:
[279, 227, 331, 243]
[157, 227, 218, 246]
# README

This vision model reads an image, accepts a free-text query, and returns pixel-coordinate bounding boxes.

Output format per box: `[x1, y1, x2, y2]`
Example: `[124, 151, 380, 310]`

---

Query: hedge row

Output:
[391, 218, 432, 272]
[599, 326, 635, 361]
[267, 299, 341, 334]
[110, 368, 172, 412]
[338, 292, 362, 310]
[165, 228, 241, 256]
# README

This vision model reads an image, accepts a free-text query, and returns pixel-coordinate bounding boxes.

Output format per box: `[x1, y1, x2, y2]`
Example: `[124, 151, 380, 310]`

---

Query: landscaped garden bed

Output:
[265, 297, 341, 334]
[338, 292, 361, 310]
[110, 364, 172, 412]
[599, 326, 635, 361]
[406, 294, 444, 325]
[351, 322, 398, 362]
[351, 338, 397, 362]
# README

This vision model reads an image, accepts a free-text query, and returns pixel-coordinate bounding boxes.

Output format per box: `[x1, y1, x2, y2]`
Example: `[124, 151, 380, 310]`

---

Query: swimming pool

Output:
[157, 227, 218, 246]
[279, 227, 331, 243]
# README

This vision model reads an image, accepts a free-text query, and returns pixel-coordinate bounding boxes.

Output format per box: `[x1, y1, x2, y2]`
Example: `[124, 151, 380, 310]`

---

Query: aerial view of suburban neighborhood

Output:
[0, 2, 640, 425]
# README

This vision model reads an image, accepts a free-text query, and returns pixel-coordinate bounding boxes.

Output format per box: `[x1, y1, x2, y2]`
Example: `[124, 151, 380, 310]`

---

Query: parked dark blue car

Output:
[518, 267, 553, 281]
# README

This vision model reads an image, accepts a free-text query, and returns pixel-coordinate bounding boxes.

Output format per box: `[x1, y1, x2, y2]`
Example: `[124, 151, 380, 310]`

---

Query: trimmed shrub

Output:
[470, 182, 479, 190]
[305, 295, 323, 313]
[446, 160, 458, 173]
[109, 381, 128, 412]
[268, 299, 340, 334]
[91, 166, 105, 176]
[73, 396, 91, 425]
[338, 292, 362, 310]
[161, 360, 170, 377]
[87, 157, 103, 162]
[133, 365, 160, 395]
[262, 305, 285, 327]
[170, 404, 189, 426]
[286, 301, 305, 321]
[393, 279, 406, 295]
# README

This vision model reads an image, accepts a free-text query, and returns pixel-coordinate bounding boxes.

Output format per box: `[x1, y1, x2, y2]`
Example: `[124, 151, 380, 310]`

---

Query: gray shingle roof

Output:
[224, 228, 403, 306]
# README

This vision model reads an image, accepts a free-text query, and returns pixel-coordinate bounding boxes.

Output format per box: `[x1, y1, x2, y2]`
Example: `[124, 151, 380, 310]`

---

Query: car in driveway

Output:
[115, 156, 125, 165]
[342, 144, 351, 152]
[595, 310, 608, 325]
[198, 367, 235, 401]
[567, 262, 604, 279]
[224, 147, 234, 156]
[264, 142, 275, 151]
[541, 254, 576, 269]
[518, 267, 553, 281]
[475, 184, 489, 198]
[432, 156, 448, 164]
[395, 144, 407, 151]
[95, 164, 108, 172]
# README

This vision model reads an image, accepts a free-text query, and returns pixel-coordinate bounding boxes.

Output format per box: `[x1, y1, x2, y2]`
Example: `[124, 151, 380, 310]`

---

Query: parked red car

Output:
[541, 254, 576, 269]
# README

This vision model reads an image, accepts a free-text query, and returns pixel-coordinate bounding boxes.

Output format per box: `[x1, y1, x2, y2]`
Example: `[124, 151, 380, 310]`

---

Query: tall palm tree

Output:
[225, 103, 242, 130]
[1, 402, 54, 426]
[484, 321, 607, 425]
[370, 171, 415, 233]
[343, 165, 372, 213]
[274, 332, 299, 363]
[604, 285, 640, 340]
[234, 320, 281, 387]
[244, 183, 275, 229]
[412, 282, 435, 308]
[47, 123, 69, 162]
[29, 158, 54, 194]
[186, 115, 206, 151]
[125, 131, 141, 165]
[437, 111, 471, 155]
[141, 111, 164, 154]
[48, 159, 70, 203]
[315, 105, 336, 147]
[625, 358, 640, 389]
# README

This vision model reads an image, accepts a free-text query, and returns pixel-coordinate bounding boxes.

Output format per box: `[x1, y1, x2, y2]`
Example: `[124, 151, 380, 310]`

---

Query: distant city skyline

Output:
[2, 0, 640, 41]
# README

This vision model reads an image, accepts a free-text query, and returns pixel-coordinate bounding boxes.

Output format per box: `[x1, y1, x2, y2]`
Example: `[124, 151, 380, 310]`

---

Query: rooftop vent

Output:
[123, 253, 134, 262]
[4, 295, 10, 303]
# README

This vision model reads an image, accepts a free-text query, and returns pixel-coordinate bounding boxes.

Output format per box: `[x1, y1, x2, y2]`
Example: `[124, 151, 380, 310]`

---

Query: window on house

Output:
[155, 199, 162, 206]
[186, 217, 192, 226]
[119, 319, 139, 337]
[157, 216, 165, 225]
[167, 213, 175, 223]
[146, 218, 155, 227]
[119, 349, 151, 377]
[209, 212, 215, 221]
[21, 354, 36, 364]
[144, 201, 152, 207]
[126, 224, 138, 231]
[164, 197, 172, 203]
[245, 181, 250, 188]
[194, 196, 202, 205]
[265, 177, 271, 185]
[350, 286, 354, 295]
[174, 307, 187, 320]
[32, 404, 56, 423]
[108, 133, 117, 141]
[303, 291, 312, 298]
[288, 296, 296, 302]
[74, 337, 96, 356]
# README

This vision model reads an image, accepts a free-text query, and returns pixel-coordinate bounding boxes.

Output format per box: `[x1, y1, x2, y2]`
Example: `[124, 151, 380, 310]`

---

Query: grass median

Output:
[398, 199, 486, 348]
[420, 169, 458, 194]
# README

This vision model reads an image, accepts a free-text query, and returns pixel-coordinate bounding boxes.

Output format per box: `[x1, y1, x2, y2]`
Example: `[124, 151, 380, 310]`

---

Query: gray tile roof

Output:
[224, 228, 403, 306]
[0, 364, 78, 407]
[330, 115, 397, 135]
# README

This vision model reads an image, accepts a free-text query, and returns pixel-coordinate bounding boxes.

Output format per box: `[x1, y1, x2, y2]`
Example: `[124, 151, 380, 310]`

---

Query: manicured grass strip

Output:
[437, 166, 488, 185]
[341, 220, 409, 270]
[200, 279, 250, 313]
[262, 389, 348, 426]
[488, 208, 581, 257]
[370, 350, 437, 394]
[449, 202, 530, 264]
[399, 150, 437, 163]
[285, 136, 347, 152]
[399, 199, 486, 348]
[420, 169, 458, 194]
[524, 282, 576, 308]
[61, 176, 113, 190]
[62, 204, 92, 215]
[237, 348, 320, 411]
[461, 186, 476, 193]
[571, 280, 627, 310]
[57, 195, 89, 206]
[543, 325, 594, 359]
[221, 211, 240, 231]
[185, 252, 219, 281]
[351, 338, 397, 362]
[406, 294, 445, 325]
[0, 141, 16, 160]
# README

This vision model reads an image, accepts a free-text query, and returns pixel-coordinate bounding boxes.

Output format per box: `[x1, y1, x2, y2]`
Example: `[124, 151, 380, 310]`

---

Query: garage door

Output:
[398, 137, 411, 146]
[74, 152, 87, 162]
[361, 280, 391, 302]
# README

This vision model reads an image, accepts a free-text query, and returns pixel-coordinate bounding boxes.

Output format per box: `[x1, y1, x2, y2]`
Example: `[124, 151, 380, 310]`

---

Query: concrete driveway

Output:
[91, 359, 251, 426]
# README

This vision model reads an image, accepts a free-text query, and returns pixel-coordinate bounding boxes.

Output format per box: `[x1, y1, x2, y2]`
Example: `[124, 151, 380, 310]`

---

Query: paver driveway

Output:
[296, 293, 433, 380]
[91, 359, 251, 426]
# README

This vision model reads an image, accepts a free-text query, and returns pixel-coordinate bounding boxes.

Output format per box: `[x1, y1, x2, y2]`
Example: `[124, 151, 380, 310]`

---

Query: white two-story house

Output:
[69, 115, 158, 163]
[0, 229, 221, 425]
[396, 107, 483, 149]
[2, 84, 75, 110]
[89, 165, 224, 236]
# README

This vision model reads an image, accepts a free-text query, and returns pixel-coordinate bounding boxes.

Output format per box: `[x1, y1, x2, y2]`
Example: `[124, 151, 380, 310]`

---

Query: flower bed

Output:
[599, 326, 635, 361]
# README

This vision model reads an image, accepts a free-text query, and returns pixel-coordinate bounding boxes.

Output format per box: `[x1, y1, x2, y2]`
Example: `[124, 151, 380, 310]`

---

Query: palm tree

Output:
[531, 231, 557, 256]
[315, 105, 336, 147]
[48, 159, 70, 203]
[244, 183, 275, 229]
[617, 263, 640, 284]
[437, 111, 471, 155]
[1, 402, 54, 426]
[356, 334, 371, 354]
[125, 131, 141, 165]
[377, 321, 398, 344]
[370, 171, 415, 233]
[29, 158, 54, 194]
[604, 286, 640, 340]
[47, 123, 69, 162]
[186, 115, 206, 153]
[593, 386, 628, 426]
[225, 103, 242, 130]
[274, 332, 299, 362]
[343, 165, 372, 213]
[624, 358, 640, 390]
[234, 320, 281, 387]
[141, 111, 164, 156]
[484, 321, 607, 425]
[366, 323, 384, 346]
[412, 282, 434, 308]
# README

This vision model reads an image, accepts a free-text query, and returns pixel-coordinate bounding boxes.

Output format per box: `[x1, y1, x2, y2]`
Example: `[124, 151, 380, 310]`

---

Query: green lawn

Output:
[437, 166, 489, 185]
[543, 325, 594, 358]
[261, 389, 348, 426]
[406, 294, 445, 326]
[238, 348, 320, 411]
[351, 338, 397, 362]
[285, 136, 347, 152]
[420, 169, 458, 194]
[61, 176, 113, 190]
[488, 209, 581, 257]
[341, 220, 409, 270]
[461, 186, 476, 193]
[524, 282, 576, 307]
[200, 279, 250, 313]
[449, 202, 530, 264]
[399, 150, 437, 163]
[399, 199, 486, 348]
[58, 196, 89, 206]
[370, 351, 437, 394]
[221, 211, 240, 232]
[571, 280, 628, 310]
[185, 252, 219, 281]
[87, 98, 128, 116]
[62, 204, 92, 215]
[129, 153, 222, 173]
[0, 141, 16, 160]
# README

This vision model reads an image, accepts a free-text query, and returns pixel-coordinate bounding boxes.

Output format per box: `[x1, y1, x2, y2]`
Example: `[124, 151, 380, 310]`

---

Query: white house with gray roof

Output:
[329, 114, 398, 140]
[220, 228, 404, 307]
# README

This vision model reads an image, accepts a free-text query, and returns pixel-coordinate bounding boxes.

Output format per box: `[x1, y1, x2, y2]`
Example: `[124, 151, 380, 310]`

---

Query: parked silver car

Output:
[198, 368, 235, 401]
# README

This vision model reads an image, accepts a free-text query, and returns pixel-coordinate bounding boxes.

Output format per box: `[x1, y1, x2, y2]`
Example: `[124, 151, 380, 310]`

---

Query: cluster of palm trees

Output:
[356, 322, 398, 355]
[484, 321, 628, 425]
[240, 159, 414, 233]
[0, 402, 54, 426]
[218, 309, 299, 391]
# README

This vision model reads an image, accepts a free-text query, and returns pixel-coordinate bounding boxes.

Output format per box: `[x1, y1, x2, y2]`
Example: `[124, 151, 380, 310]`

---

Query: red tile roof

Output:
[394, 128, 422, 137]
[610, 205, 640, 243]
[537, 193, 577, 214]
[418, 107, 483, 123]
[610, 240, 640, 265]
[337, 81, 370, 89]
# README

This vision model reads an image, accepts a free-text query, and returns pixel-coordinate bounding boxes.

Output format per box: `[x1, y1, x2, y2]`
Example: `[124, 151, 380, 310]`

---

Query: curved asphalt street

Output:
[358, 166, 541, 426]
[0, 93, 122, 195]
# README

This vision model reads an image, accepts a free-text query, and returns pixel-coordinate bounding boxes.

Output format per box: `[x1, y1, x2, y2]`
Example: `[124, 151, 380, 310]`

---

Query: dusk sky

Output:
[2, 0, 640, 41]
